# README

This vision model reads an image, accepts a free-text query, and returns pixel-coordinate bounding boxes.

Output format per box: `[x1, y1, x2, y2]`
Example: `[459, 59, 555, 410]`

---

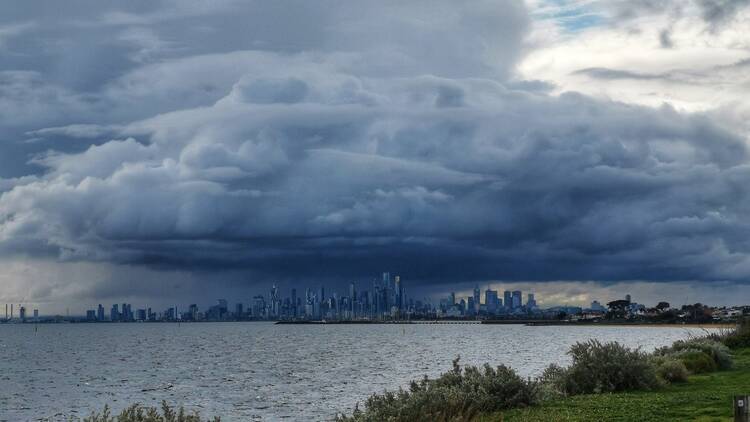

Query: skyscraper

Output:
[394, 276, 402, 310]
[512, 290, 522, 309]
[527, 293, 536, 309]
[473, 285, 481, 313]
[485, 289, 499, 313]
[504, 291, 512, 311]
[97, 304, 105, 321]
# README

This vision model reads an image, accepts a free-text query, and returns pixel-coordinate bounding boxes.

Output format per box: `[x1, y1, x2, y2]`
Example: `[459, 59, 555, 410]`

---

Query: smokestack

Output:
[10, 304, 13, 319]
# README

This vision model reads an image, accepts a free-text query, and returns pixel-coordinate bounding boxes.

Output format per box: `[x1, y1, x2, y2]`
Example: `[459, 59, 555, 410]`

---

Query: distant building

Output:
[590, 300, 607, 312]
[86, 310, 96, 321]
[473, 285, 481, 313]
[504, 291, 512, 310]
[512, 291, 522, 309]
[19, 306, 26, 322]
[485, 289, 499, 313]
[527, 293, 537, 309]
[97, 304, 105, 321]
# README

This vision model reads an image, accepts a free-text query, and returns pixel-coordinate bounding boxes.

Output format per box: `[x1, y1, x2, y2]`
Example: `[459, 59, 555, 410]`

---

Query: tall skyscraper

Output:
[527, 293, 536, 309]
[394, 276, 402, 310]
[111, 304, 119, 321]
[485, 289, 499, 313]
[473, 285, 481, 313]
[512, 290, 522, 309]
[504, 291, 512, 310]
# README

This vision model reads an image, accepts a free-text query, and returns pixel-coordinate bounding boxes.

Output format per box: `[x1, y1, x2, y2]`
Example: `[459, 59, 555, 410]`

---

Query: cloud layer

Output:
[0, 1, 749, 307]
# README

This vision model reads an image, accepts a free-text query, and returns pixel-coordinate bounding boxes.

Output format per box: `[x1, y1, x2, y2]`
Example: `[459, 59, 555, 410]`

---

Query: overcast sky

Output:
[1, 0, 750, 312]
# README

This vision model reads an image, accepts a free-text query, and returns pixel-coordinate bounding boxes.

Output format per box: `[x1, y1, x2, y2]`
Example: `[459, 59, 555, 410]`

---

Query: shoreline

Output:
[274, 320, 737, 328]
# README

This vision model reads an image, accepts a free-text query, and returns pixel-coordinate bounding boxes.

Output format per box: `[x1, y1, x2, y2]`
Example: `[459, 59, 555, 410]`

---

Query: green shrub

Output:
[83, 402, 219, 422]
[338, 357, 538, 422]
[724, 318, 750, 349]
[655, 358, 689, 383]
[554, 340, 661, 395]
[674, 350, 717, 374]
[658, 338, 733, 370]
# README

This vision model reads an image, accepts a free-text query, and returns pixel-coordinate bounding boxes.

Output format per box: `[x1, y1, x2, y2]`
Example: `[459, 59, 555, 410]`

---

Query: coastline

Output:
[274, 320, 737, 328]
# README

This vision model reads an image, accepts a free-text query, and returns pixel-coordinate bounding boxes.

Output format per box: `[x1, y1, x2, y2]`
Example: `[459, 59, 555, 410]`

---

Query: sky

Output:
[1, 0, 750, 313]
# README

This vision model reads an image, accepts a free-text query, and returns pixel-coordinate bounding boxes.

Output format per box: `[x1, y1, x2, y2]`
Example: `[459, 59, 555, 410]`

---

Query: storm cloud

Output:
[0, 1, 749, 308]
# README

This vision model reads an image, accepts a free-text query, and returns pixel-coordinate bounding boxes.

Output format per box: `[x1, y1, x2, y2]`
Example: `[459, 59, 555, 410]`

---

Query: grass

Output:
[479, 348, 750, 422]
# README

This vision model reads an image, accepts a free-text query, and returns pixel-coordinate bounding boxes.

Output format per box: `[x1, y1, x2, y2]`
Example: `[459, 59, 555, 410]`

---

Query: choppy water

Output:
[0, 322, 718, 421]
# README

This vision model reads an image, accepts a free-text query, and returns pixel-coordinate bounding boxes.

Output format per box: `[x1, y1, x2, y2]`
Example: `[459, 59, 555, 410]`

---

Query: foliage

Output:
[82, 402, 219, 422]
[657, 338, 733, 370]
[654, 358, 689, 383]
[337, 357, 538, 422]
[549, 340, 661, 395]
[673, 350, 717, 374]
[724, 318, 750, 349]
[480, 348, 750, 422]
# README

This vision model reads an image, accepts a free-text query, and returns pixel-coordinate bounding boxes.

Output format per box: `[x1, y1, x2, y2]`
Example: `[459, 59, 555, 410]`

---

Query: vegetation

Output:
[82, 402, 218, 422]
[340, 321, 749, 421]
[337, 357, 538, 422]
[723, 318, 750, 348]
[543, 340, 661, 395]
[481, 348, 750, 421]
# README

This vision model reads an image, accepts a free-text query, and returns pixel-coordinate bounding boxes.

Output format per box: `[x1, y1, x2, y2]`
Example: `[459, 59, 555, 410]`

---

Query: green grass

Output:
[479, 348, 750, 422]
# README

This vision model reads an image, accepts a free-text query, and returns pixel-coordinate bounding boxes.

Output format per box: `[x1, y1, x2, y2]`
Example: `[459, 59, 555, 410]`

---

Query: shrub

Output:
[674, 350, 717, 374]
[659, 338, 733, 370]
[338, 357, 538, 422]
[554, 340, 661, 395]
[654, 358, 689, 383]
[724, 318, 750, 349]
[83, 402, 219, 422]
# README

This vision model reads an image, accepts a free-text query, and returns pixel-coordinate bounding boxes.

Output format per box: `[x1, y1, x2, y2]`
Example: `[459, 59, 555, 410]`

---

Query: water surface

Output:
[0, 322, 717, 421]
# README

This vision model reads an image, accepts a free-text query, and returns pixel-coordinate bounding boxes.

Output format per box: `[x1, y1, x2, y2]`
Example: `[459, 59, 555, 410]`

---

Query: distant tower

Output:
[473, 285, 481, 313]
[625, 294, 632, 303]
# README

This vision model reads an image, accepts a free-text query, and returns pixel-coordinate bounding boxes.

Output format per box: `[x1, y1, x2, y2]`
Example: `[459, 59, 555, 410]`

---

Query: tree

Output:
[656, 302, 670, 312]
[606, 300, 630, 320]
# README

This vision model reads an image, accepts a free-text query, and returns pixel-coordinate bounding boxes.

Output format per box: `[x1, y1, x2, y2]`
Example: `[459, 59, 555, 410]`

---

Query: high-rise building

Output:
[97, 304, 105, 321]
[527, 293, 537, 309]
[473, 285, 481, 313]
[86, 310, 96, 321]
[291, 289, 297, 318]
[512, 290, 522, 309]
[394, 276, 402, 310]
[504, 291, 512, 310]
[485, 289, 499, 313]
[449, 292, 456, 306]
[110, 304, 119, 321]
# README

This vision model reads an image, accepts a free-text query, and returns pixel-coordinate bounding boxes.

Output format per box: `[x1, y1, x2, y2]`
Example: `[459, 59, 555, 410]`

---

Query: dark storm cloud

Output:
[1, 0, 749, 297]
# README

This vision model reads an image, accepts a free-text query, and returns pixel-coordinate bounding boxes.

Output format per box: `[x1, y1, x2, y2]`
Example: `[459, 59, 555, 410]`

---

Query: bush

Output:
[724, 318, 750, 349]
[83, 402, 219, 422]
[659, 338, 733, 370]
[654, 358, 689, 383]
[674, 350, 717, 374]
[552, 340, 661, 395]
[338, 357, 538, 422]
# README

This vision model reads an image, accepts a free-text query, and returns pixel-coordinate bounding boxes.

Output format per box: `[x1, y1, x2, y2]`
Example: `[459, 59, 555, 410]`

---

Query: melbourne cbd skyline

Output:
[1, 1, 750, 313]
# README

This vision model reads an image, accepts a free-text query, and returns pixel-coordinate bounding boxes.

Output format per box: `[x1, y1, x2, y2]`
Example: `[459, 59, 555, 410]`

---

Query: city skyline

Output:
[3, 272, 742, 319]
[1, 1, 750, 311]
